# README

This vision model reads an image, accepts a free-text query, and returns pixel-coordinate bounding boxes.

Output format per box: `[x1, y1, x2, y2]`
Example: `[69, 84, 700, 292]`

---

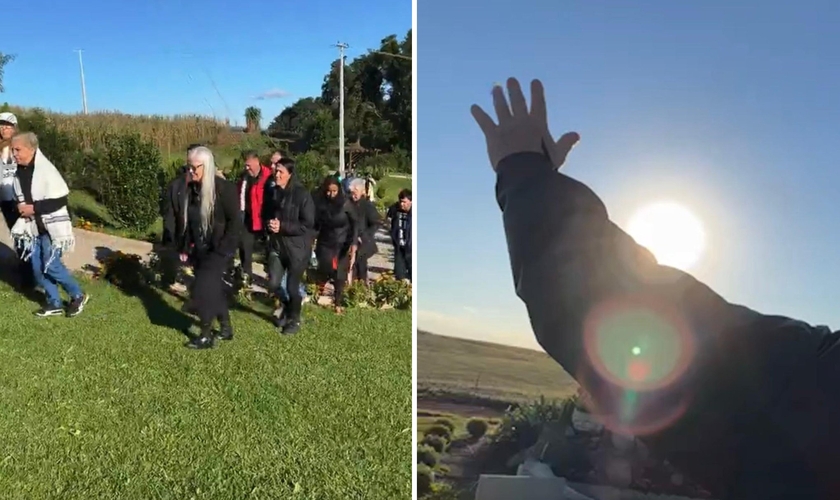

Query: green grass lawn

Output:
[376, 175, 412, 206]
[417, 331, 578, 404]
[0, 277, 412, 499]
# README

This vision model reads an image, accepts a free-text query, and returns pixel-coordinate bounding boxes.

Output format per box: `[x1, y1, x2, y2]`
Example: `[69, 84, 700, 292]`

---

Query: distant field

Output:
[417, 331, 578, 404]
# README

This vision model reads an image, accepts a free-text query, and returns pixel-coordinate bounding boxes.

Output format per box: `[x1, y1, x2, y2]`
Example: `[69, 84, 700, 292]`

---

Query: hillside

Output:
[417, 330, 578, 403]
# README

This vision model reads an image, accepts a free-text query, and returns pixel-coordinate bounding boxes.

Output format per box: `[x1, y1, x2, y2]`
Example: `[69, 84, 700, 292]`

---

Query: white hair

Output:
[187, 146, 217, 236]
[12, 131, 38, 149]
[349, 178, 366, 192]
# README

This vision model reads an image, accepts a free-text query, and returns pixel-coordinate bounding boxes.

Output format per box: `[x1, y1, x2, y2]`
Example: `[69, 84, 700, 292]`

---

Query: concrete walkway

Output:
[0, 218, 395, 293]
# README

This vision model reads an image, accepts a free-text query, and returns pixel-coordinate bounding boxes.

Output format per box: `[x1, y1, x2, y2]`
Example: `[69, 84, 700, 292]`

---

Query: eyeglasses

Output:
[188, 164, 204, 173]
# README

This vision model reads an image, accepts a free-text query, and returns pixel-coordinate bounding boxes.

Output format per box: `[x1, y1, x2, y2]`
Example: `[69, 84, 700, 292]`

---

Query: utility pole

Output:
[74, 50, 88, 114]
[334, 42, 349, 178]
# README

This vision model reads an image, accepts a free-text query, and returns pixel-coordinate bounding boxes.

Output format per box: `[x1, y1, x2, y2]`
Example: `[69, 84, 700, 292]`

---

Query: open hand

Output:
[470, 77, 580, 172]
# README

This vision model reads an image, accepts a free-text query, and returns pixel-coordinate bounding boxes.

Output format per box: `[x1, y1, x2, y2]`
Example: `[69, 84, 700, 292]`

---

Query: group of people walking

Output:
[161, 145, 413, 349]
[0, 113, 412, 351]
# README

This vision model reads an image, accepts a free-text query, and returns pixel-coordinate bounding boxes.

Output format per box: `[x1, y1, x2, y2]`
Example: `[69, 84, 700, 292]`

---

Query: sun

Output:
[626, 201, 706, 271]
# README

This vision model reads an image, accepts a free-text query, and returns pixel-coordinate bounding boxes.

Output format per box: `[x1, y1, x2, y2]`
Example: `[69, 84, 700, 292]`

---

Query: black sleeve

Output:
[214, 180, 243, 258]
[280, 189, 315, 237]
[494, 151, 830, 481]
[261, 184, 274, 232]
[162, 180, 177, 246]
[346, 202, 360, 247]
[33, 196, 68, 215]
[363, 201, 380, 240]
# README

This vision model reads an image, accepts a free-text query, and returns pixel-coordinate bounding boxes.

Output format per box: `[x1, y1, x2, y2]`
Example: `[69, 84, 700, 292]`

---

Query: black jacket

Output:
[387, 203, 412, 256]
[496, 151, 840, 497]
[351, 198, 380, 258]
[262, 179, 316, 262]
[314, 193, 358, 253]
[162, 175, 242, 258]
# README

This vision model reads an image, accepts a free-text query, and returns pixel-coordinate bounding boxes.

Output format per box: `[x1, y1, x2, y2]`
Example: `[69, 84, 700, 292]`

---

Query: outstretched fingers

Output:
[470, 105, 497, 137]
[529, 79, 547, 125]
[506, 78, 529, 117]
[491, 84, 512, 124]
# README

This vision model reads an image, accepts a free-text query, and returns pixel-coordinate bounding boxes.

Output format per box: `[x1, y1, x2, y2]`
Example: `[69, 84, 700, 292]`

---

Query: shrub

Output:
[417, 445, 439, 468]
[421, 434, 447, 454]
[357, 149, 411, 178]
[16, 110, 87, 189]
[294, 150, 329, 191]
[424, 424, 452, 442]
[371, 272, 411, 309]
[97, 133, 164, 231]
[98, 251, 152, 291]
[433, 418, 455, 433]
[494, 396, 576, 450]
[466, 418, 489, 439]
[375, 185, 387, 200]
[341, 280, 372, 308]
[417, 463, 434, 497]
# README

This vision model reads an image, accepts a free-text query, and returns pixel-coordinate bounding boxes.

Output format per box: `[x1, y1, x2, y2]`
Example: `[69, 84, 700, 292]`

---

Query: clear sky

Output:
[418, 0, 840, 350]
[3, 0, 410, 126]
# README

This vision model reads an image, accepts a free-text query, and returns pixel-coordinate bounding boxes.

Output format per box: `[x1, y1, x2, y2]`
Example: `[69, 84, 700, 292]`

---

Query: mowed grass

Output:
[417, 331, 578, 403]
[376, 175, 411, 206]
[0, 277, 412, 499]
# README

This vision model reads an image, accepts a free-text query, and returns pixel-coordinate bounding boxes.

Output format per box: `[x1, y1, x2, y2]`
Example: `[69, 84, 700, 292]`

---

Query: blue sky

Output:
[418, 0, 840, 349]
[3, 0, 410, 126]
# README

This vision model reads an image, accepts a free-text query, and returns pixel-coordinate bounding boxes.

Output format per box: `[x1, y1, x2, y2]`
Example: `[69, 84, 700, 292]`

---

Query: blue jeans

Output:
[276, 269, 308, 303]
[31, 234, 83, 308]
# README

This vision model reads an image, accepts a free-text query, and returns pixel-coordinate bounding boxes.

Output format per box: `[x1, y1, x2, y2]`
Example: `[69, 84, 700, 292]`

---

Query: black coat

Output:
[314, 193, 358, 253]
[351, 198, 380, 258]
[262, 179, 316, 262]
[162, 175, 242, 258]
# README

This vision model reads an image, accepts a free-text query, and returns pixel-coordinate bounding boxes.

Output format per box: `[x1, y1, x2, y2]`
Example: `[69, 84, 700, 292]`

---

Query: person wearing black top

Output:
[348, 178, 380, 284]
[162, 146, 242, 349]
[387, 189, 412, 282]
[313, 176, 358, 314]
[473, 78, 840, 499]
[159, 143, 202, 288]
[262, 158, 315, 334]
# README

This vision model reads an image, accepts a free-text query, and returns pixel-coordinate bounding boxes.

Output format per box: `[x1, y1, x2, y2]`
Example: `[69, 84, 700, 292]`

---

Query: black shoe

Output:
[66, 294, 90, 317]
[216, 323, 234, 341]
[35, 306, 64, 317]
[281, 320, 301, 335]
[186, 334, 215, 350]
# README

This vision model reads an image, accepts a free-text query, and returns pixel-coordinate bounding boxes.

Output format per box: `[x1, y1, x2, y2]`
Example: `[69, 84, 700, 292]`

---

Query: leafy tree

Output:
[244, 106, 262, 133]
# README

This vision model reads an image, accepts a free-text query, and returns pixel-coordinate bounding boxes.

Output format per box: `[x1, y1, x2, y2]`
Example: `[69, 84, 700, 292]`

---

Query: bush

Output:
[417, 463, 434, 497]
[97, 133, 164, 231]
[466, 418, 489, 439]
[495, 396, 576, 450]
[417, 445, 439, 468]
[433, 418, 455, 433]
[98, 251, 153, 291]
[421, 434, 447, 454]
[371, 272, 412, 309]
[16, 109, 87, 190]
[294, 150, 330, 191]
[424, 424, 452, 442]
[357, 149, 411, 179]
[341, 280, 372, 308]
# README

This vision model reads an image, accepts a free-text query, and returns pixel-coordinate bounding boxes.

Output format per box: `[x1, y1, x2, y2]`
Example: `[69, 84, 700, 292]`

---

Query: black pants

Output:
[315, 243, 351, 307]
[267, 250, 307, 321]
[394, 245, 411, 282]
[353, 254, 370, 283]
[188, 252, 230, 329]
[1, 200, 34, 288]
[238, 228, 259, 279]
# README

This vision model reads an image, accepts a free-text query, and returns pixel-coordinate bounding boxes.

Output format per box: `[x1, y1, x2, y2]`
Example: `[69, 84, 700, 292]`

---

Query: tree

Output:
[244, 106, 262, 133]
[266, 30, 412, 158]
[0, 53, 15, 93]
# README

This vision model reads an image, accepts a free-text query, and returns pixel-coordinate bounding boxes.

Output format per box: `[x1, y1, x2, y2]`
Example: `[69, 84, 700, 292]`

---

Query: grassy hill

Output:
[417, 330, 578, 403]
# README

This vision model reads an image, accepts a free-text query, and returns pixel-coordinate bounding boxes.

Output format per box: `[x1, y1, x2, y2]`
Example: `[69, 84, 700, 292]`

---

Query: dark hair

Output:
[321, 175, 341, 192]
[398, 189, 412, 201]
[186, 143, 203, 152]
[241, 150, 260, 161]
[277, 157, 295, 175]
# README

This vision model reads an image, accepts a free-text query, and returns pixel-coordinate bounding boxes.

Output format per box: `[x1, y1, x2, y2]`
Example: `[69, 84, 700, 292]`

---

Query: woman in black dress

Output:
[313, 176, 358, 313]
[162, 146, 242, 349]
[348, 178, 380, 284]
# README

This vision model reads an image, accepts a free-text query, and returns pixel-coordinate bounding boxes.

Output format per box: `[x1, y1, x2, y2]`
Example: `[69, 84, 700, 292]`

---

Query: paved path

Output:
[0, 218, 395, 294]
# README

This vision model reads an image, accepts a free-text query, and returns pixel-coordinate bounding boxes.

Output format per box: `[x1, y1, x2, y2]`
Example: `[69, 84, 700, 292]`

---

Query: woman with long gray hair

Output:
[162, 146, 242, 349]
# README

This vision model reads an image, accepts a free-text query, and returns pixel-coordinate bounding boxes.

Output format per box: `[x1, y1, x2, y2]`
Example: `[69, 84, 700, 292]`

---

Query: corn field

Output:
[8, 106, 227, 157]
